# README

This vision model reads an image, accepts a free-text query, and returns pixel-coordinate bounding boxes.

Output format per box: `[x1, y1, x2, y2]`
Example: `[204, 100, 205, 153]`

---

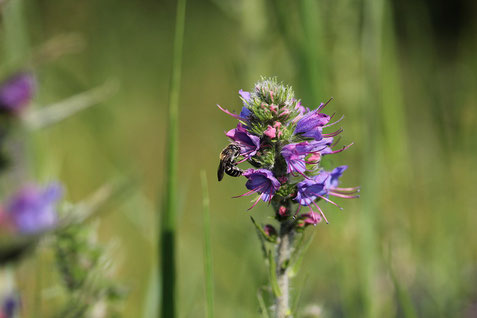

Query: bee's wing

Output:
[217, 161, 225, 181]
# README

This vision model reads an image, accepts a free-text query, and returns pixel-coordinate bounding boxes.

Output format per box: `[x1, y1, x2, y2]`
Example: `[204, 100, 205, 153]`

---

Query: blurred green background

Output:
[2, 0, 477, 317]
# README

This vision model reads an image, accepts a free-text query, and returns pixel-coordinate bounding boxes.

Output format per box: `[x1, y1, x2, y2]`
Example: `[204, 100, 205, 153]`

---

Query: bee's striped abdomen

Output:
[225, 165, 243, 177]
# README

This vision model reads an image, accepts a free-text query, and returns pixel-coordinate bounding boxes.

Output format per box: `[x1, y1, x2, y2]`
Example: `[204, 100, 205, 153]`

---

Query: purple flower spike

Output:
[226, 124, 260, 159]
[294, 109, 331, 140]
[7, 183, 63, 234]
[235, 169, 280, 210]
[0, 72, 36, 113]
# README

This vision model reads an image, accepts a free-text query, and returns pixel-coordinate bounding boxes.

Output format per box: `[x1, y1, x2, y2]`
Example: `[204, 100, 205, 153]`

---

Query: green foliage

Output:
[54, 223, 126, 318]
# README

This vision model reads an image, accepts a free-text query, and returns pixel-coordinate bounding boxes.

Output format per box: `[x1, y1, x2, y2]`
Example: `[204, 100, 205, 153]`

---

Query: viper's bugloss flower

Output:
[226, 124, 260, 159]
[218, 77, 358, 226]
[0, 72, 36, 114]
[294, 108, 330, 140]
[322, 166, 360, 199]
[281, 140, 332, 176]
[236, 169, 280, 210]
[5, 183, 63, 234]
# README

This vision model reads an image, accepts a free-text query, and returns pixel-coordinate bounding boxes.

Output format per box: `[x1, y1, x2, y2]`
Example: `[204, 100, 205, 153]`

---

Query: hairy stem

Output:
[274, 222, 294, 318]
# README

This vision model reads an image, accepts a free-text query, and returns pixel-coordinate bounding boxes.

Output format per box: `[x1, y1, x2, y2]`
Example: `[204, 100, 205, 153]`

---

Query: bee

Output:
[218, 144, 243, 181]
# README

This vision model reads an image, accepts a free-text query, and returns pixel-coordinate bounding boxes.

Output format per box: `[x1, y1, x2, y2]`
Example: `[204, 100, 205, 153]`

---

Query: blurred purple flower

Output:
[235, 169, 280, 210]
[1, 294, 19, 318]
[0, 72, 36, 114]
[226, 124, 260, 159]
[7, 183, 63, 234]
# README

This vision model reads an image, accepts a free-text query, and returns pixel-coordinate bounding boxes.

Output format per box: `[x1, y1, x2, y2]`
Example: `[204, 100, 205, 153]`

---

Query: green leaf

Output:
[257, 288, 271, 318]
[251, 216, 276, 243]
[268, 250, 282, 297]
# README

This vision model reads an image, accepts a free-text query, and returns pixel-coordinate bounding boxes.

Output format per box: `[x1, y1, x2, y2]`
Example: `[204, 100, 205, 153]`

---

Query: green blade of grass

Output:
[200, 170, 215, 318]
[160, 0, 187, 317]
[257, 288, 270, 318]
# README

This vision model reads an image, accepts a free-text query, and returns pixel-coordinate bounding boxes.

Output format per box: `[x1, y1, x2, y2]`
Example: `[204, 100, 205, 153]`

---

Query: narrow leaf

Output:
[160, 0, 187, 316]
[268, 250, 282, 297]
[200, 170, 214, 318]
[257, 289, 270, 318]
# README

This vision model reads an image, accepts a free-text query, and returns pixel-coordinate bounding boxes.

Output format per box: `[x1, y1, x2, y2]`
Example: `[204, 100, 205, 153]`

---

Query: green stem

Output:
[274, 222, 294, 318]
[160, 0, 186, 317]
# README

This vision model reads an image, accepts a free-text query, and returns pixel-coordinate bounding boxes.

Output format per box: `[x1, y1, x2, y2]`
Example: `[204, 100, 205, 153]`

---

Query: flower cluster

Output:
[218, 78, 359, 228]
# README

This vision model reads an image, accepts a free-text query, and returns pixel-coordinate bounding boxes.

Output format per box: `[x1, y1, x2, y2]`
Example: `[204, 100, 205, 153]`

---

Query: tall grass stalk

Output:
[200, 170, 214, 318]
[160, 0, 186, 317]
[360, 0, 384, 316]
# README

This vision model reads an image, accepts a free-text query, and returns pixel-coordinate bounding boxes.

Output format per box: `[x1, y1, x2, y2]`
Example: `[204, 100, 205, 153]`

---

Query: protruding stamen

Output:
[311, 201, 328, 224]
[318, 195, 343, 210]
[332, 186, 360, 193]
[318, 97, 333, 111]
[217, 104, 245, 121]
[323, 114, 344, 128]
[331, 136, 342, 148]
[329, 142, 354, 155]
[233, 189, 256, 198]
[248, 193, 264, 210]
[294, 204, 301, 217]
[329, 191, 360, 199]
[323, 127, 343, 137]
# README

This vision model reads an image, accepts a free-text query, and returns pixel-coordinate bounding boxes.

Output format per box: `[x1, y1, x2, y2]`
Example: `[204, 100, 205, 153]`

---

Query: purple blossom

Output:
[7, 183, 63, 234]
[281, 140, 332, 176]
[235, 169, 280, 210]
[294, 167, 359, 223]
[226, 124, 260, 159]
[294, 108, 330, 140]
[294, 175, 327, 207]
[321, 166, 360, 199]
[239, 89, 251, 103]
[0, 72, 36, 113]
[294, 100, 306, 114]
[1, 294, 19, 318]
[293, 172, 330, 223]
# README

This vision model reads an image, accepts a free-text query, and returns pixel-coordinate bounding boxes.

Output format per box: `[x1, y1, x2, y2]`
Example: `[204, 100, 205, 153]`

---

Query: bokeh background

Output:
[2, 0, 477, 317]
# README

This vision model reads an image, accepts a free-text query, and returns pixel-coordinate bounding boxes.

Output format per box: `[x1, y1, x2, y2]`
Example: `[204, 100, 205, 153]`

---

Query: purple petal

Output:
[0, 72, 36, 113]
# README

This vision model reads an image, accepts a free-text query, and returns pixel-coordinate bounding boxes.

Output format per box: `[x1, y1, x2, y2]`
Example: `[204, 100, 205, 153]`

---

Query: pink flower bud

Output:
[264, 125, 276, 139]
